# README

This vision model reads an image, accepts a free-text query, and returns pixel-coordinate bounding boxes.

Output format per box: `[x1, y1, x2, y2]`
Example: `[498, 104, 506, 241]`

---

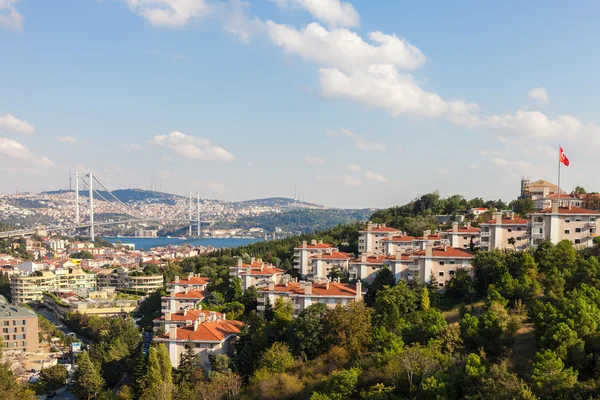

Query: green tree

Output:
[473, 250, 508, 293]
[0, 339, 37, 399]
[531, 349, 577, 399]
[140, 347, 168, 400]
[421, 287, 430, 311]
[511, 198, 535, 216]
[365, 267, 396, 306]
[289, 303, 329, 359]
[72, 351, 105, 400]
[323, 368, 360, 400]
[229, 277, 243, 302]
[326, 302, 372, 355]
[256, 342, 295, 374]
[444, 269, 475, 301]
[155, 343, 173, 397]
[39, 364, 68, 392]
[175, 343, 202, 386]
[574, 185, 587, 194]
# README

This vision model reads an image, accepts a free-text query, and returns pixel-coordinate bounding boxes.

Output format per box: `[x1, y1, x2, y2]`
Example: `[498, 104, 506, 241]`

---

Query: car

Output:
[47, 391, 57, 398]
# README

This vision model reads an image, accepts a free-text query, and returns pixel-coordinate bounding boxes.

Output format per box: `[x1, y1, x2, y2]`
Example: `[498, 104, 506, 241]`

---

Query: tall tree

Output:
[72, 351, 105, 400]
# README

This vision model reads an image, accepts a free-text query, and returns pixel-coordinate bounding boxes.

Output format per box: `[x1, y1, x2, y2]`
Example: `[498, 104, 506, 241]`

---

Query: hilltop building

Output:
[479, 212, 530, 251]
[358, 222, 401, 255]
[530, 203, 600, 248]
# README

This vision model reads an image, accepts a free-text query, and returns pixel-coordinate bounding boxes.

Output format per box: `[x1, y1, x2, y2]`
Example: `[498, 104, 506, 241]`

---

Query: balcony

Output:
[589, 220, 596, 227]
[480, 231, 490, 237]
[408, 264, 420, 271]
[293, 303, 301, 310]
[257, 297, 266, 304]
[532, 232, 544, 239]
[257, 305, 265, 311]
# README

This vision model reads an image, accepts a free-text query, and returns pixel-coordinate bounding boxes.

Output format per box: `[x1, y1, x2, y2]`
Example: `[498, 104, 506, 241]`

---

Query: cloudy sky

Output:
[1, 0, 599, 208]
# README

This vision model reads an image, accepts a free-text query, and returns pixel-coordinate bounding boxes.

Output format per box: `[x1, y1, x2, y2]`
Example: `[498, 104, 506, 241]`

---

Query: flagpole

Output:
[557, 144, 561, 206]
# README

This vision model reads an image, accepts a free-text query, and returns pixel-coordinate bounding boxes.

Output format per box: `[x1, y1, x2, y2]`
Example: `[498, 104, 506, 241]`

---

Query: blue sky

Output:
[1, 0, 599, 208]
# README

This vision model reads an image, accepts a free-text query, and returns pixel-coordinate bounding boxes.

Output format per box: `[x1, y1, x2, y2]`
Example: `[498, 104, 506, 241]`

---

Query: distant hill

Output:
[44, 189, 183, 205]
[232, 197, 325, 209]
[214, 208, 372, 233]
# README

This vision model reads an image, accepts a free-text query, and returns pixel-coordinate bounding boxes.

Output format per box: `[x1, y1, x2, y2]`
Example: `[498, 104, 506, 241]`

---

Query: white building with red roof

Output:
[533, 193, 585, 210]
[529, 203, 600, 248]
[229, 258, 284, 291]
[440, 222, 481, 249]
[308, 250, 353, 279]
[359, 222, 401, 255]
[258, 276, 363, 316]
[479, 212, 530, 251]
[161, 274, 212, 313]
[153, 310, 243, 372]
[293, 239, 338, 276]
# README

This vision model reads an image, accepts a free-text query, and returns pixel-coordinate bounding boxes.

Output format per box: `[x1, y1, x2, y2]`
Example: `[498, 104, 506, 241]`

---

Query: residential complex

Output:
[479, 212, 530, 251]
[0, 296, 39, 352]
[161, 274, 211, 313]
[258, 276, 364, 316]
[530, 204, 600, 248]
[359, 223, 401, 255]
[96, 267, 164, 293]
[293, 240, 338, 276]
[11, 268, 97, 303]
[229, 259, 284, 291]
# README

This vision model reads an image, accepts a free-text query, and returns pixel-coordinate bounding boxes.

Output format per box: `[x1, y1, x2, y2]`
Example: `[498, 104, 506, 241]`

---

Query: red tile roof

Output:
[309, 251, 353, 260]
[412, 247, 475, 258]
[260, 282, 360, 297]
[484, 217, 529, 225]
[536, 206, 600, 215]
[444, 226, 481, 233]
[544, 193, 579, 200]
[163, 290, 209, 300]
[301, 243, 336, 249]
[381, 235, 416, 243]
[157, 320, 243, 342]
[172, 276, 211, 285]
[365, 226, 400, 233]
[238, 263, 285, 275]
[155, 309, 223, 322]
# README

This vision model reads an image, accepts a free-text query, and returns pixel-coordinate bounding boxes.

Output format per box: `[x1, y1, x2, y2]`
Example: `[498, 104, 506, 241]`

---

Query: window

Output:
[439, 271, 444, 277]
[575, 239, 581, 244]
[565, 229, 570, 234]
[449, 270, 456, 276]
[576, 217, 582, 222]
[576, 228, 582, 233]
[463, 236, 468, 240]
[438, 283, 444, 287]
[449, 260, 456, 264]
[508, 229, 512, 233]
[565, 219, 571, 223]
[517, 227, 522, 231]
[22, 320, 25, 325]
[21, 341, 26, 347]
[439, 261, 445, 266]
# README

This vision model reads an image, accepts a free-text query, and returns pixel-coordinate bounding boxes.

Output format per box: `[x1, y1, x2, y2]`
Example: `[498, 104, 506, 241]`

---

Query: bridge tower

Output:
[75, 171, 80, 224]
[89, 172, 94, 241]
[188, 192, 192, 237]
[197, 191, 200, 238]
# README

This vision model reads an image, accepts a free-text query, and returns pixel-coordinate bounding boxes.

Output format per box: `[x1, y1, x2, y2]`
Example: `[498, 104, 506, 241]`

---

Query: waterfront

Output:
[101, 237, 262, 250]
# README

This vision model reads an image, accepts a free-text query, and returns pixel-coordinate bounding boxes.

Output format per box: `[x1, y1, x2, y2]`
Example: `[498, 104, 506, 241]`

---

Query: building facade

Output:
[530, 203, 600, 248]
[0, 296, 39, 352]
[358, 223, 401, 255]
[293, 240, 338, 276]
[229, 259, 284, 291]
[479, 212, 530, 251]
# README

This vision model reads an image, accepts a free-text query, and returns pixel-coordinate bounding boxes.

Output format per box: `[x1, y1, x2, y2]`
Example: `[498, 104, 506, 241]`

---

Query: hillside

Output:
[44, 189, 183, 205]
[213, 208, 372, 233]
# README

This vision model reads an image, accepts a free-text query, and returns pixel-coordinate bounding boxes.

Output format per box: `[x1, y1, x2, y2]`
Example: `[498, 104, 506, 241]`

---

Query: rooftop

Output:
[260, 281, 360, 297]
[535, 205, 600, 215]
[157, 320, 243, 342]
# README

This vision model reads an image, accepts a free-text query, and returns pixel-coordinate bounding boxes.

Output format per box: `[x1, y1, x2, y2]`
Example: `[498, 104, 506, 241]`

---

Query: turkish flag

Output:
[560, 147, 570, 166]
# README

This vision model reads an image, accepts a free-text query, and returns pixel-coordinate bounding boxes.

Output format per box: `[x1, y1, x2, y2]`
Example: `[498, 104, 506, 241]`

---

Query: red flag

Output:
[560, 147, 570, 166]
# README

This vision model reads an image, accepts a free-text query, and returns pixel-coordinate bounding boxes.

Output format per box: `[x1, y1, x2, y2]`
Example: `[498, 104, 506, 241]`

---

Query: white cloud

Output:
[396, 145, 403, 151]
[271, 0, 360, 28]
[0, 114, 34, 134]
[245, 160, 255, 166]
[324, 128, 354, 137]
[304, 155, 325, 164]
[266, 22, 425, 72]
[320, 65, 476, 119]
[172, 53, 187, 61]
[0, 138, 53, 166]
[219, 0, 264, 43]
[363, 171, 388, 183]
[151, 131, 234, 161]
[124, 143, 144, 152]
[355, 138, 385, 151]
[344, 163, 361, 172]
[529, 87, 549, 104]
[437, 168, 448, 175]
[126, 0, 211, 28]
[492, 158, 530, 168]
[316, 174, 361, 186]
[0, 0, 23, 31]
[57, 136, 76, 143]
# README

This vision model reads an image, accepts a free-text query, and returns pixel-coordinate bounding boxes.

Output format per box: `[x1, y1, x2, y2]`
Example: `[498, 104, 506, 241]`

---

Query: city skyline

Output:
[2, 1, 600, 208]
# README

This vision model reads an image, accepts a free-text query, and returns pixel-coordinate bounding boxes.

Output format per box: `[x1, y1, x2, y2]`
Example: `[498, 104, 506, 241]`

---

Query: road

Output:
[36, 307, 91, 345]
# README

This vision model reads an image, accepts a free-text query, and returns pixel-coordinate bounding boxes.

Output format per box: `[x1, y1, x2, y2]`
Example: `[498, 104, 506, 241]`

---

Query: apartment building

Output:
[479, 212, 530, 251]
[533, 193, 584, 210]
[258, 277, 363, 316]
[381, 230, 448, 256]
[293, 240, 338, 276]
[11, 268, 97, 303]
[153, 313, 243, 372]
[153, 305, 225, 332]
[308, 250, 352, 279]
[229, 259, 284, 291]
[0, 296, 38, 352]
[169, 274, 211, 293]
[440, 222, 481, 249]
[96, 267, 164, 293]
[529, 203, 600, 248]
[358, 222, 401, 255]
[349, 254, 402, 282]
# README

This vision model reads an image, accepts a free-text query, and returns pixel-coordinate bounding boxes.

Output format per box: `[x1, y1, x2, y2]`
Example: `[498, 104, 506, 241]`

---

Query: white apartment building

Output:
[258, 277, 363, 316]
[440, 222, 481, 249]
[95, 267, 163, 293]
[479, 212, 530, 251]
[229, 259, 284, 291]
[293, 240, 338, 276]
[160, 274, 211, 313]
[307, 250, 352, 279]
[381, 230, 448, 256]
[153, 312, 243, 372]
[529, 203, 600, 248]
[11, 268, 97, 303]
[16, 261, 42, 274]
[533, 193, 584, 210]
[358, 222, 401, 255]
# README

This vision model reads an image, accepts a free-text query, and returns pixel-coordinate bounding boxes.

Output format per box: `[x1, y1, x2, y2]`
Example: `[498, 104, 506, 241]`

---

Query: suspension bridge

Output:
[0, 172, 212, 239]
